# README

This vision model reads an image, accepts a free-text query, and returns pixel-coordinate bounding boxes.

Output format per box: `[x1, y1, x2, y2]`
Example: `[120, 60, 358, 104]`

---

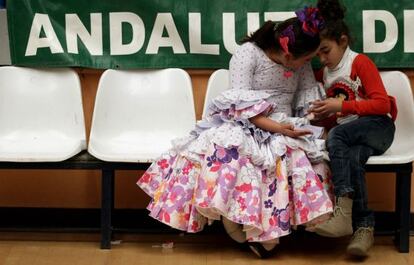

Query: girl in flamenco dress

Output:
[137, 6, 333, 258]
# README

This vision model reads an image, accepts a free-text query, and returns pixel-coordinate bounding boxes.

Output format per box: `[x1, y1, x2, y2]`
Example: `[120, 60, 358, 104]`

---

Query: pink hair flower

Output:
[279, 36, 290, 54]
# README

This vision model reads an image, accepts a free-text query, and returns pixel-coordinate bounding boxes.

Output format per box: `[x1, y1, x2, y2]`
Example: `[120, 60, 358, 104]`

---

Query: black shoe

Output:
[247, 242, 274, 259]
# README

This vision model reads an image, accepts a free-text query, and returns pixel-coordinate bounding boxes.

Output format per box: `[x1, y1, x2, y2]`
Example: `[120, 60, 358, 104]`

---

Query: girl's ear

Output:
[339, 35, 349, 48]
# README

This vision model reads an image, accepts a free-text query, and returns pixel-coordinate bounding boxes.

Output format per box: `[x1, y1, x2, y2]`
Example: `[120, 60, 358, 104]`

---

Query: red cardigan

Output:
[315, 54, 398, 129]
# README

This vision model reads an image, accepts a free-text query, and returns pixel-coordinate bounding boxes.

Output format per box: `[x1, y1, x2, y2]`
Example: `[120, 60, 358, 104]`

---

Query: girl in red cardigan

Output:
[309, 0, 397, 257]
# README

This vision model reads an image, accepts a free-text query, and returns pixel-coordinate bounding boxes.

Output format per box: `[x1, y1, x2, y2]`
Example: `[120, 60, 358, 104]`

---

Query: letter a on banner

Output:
[25, 14, 64, 56]
[146, 13, 186, 54]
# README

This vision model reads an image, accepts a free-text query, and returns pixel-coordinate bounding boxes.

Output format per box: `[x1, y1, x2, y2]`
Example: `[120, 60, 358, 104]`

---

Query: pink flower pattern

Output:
[137, 142, 333, 242]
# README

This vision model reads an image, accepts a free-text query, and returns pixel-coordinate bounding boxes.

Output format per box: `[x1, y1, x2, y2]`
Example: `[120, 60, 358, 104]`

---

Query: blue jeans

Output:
[326, 115, 395, 229]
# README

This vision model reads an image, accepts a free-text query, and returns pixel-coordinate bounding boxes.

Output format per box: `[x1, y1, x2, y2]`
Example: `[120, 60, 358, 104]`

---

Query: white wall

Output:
[0, 9, 11, 65]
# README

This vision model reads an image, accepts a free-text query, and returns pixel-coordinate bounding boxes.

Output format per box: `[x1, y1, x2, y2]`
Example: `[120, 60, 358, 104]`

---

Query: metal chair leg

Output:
[101, 168, 115, 249]
[395, 164, 412, 253]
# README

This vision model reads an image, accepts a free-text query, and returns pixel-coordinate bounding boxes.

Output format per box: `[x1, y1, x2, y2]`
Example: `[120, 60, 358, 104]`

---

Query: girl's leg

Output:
[327, 115, 395, 198]
[346, 117, 394, 257]
[348, 145, 375, 229]
[350, 116, 395, 229]
[315, 116, 394, 237]
[346, 145, 376, 255]
[222, 217, 246, 243]
[314, 122, 356, 237]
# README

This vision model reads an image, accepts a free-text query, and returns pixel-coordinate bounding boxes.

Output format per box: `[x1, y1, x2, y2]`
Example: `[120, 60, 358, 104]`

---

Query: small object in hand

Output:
[306, 112, 315, 120]
[295, 124, 324, 139]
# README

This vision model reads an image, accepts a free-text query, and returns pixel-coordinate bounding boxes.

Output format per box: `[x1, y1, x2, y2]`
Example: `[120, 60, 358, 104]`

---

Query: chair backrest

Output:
[0, 66, 86, 143]
[202, 69, 229, 118]
[379, 71, 414, 161]
[89, 68, 196, 150]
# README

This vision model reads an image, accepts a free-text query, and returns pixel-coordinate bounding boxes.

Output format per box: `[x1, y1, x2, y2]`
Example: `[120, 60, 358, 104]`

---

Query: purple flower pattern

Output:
[137, 142, 333, 242]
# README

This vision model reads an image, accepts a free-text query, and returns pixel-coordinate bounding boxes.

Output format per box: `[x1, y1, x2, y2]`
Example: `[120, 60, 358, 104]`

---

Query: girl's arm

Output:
[230, 44, 310, 138]
[250, 114, 311, 138]
[341, 54, 391, 116]
[310, 55, 391, 118]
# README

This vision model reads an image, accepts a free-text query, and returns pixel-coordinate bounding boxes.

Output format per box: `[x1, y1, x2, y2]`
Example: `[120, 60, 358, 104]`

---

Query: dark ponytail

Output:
[317, 0, 351, 43]
[241, 21, 277, 51]
[241, 17, 321, 58]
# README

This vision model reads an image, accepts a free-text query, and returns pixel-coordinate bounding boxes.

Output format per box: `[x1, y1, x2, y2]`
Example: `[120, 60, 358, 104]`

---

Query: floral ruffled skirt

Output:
[137, 135, 333, 241]
[137, 88, 333, 242]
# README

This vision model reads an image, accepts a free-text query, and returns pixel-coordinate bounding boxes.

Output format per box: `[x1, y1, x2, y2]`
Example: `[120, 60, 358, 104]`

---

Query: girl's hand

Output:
[249, 114, 311, 137]
[279, 124, 312, 138]
[309, 98, 343, 120]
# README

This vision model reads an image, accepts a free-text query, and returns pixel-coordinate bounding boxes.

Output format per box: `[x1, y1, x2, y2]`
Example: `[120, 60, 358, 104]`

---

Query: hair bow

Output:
[295, 6, 325, 37]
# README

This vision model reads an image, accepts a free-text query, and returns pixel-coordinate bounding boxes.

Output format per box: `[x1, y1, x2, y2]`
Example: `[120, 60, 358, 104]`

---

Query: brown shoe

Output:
[347, 227, 374, 257]
[314, 197, 353, 237]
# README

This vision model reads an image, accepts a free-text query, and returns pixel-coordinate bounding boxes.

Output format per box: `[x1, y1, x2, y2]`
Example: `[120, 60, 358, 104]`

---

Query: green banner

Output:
[6, 0, 414, 69]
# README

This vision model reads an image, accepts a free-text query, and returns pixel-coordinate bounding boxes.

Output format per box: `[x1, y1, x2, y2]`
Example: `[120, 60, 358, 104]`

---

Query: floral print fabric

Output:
[139, 144, 332, 241]
[137, 42, 333, 242]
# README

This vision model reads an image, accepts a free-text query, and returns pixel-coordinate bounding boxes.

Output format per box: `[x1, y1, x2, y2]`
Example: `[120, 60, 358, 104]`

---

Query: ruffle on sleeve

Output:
[293, 83, 326, 117]
[201, 88, 276, 143]
[207, 88, 274, 119]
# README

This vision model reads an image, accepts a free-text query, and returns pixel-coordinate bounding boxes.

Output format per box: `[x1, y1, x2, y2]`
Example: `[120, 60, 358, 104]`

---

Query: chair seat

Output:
[367, 148, 414, 165]
[89, 132, 181, 162]
[0, 130, 85, 162]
